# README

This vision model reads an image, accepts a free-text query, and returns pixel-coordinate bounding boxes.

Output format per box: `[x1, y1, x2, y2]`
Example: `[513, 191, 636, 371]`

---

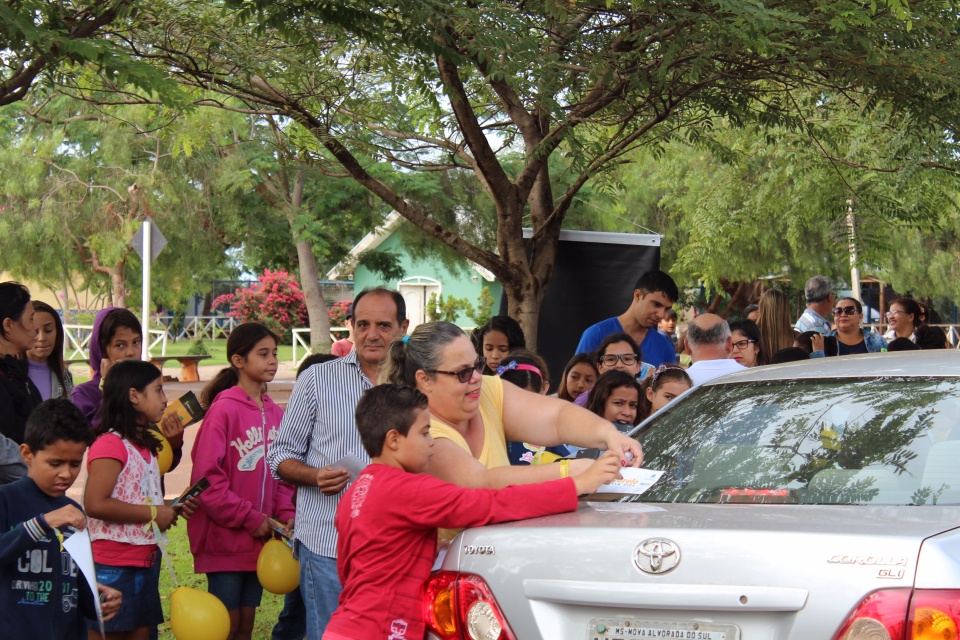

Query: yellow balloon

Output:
[170, 587, 230, 640]
[155, 434, 173, 475]
[531, 449, 562, 465]
[257, 539, 300, 594]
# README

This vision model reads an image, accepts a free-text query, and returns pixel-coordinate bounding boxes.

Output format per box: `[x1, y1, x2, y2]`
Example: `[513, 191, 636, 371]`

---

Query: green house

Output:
[327, 213, 502, 329]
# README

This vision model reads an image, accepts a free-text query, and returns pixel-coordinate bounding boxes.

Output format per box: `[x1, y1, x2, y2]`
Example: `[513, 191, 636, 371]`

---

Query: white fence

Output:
[292, 327, 349, 366]
[154, 315, 236, 340]
[64, 325, 169, 362]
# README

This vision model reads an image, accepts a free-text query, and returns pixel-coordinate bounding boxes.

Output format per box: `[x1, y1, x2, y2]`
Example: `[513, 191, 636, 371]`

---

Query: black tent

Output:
[503, 229, 661, 393]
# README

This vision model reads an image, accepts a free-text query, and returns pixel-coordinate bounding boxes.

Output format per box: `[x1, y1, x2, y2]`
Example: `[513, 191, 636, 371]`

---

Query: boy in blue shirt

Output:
[0, 399, 122, 637]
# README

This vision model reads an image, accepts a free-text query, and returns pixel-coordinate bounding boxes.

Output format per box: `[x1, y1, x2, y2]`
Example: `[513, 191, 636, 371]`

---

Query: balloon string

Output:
[153, 523, 178, 588]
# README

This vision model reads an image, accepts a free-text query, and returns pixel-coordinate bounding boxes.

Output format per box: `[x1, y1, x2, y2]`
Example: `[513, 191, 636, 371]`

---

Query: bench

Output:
[149, 355, 212, 382]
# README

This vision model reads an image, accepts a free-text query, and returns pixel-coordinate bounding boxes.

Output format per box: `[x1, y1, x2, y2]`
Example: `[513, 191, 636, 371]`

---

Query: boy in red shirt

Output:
[324, 384, 621, 640]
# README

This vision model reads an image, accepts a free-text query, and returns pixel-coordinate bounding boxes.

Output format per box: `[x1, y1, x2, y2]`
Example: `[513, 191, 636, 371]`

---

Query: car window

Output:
[629, 378, 960, 505]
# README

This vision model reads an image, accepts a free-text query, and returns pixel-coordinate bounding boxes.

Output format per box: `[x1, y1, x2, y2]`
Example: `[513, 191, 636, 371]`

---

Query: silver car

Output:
[425, 351, 960, 640]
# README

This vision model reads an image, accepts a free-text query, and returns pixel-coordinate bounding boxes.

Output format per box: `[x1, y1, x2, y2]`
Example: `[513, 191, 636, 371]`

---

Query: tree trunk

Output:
[503, 276, 542, 350]
[110, 263, 127, 308]
[289, 168, 331, 353]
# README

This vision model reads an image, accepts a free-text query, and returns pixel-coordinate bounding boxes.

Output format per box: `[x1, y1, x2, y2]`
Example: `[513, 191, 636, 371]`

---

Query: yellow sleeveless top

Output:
[429, 375, 510, 470]
[430, 375, 509, 541]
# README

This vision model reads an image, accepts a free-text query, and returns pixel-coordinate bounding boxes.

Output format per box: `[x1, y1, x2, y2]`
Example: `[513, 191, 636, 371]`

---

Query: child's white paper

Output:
[63, 528, 104, 637]
[595, 468, 665, 494]
[332, 454, 366, 482]
[586, 502, 667, 514]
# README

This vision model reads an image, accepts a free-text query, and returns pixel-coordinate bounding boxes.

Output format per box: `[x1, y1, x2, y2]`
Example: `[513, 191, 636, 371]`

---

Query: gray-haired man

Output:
[683, 314, 747, 386]
[794, 276, 835, 334]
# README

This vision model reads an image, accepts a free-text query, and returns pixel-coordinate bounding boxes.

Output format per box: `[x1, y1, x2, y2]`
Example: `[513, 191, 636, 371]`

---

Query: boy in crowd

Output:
[0, 399, 122, 637]
[323, 385, 621, 640]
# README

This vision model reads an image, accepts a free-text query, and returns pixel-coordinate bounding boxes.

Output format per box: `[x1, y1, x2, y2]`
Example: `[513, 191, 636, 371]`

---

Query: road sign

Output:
[131, 218, 167, 263]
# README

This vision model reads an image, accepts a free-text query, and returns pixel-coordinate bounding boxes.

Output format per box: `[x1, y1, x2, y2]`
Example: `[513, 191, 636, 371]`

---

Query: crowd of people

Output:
[0, 271, 952, 640]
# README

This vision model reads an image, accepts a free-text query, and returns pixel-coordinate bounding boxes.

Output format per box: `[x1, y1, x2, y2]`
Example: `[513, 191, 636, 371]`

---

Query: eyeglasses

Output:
[833, 306, 859, 316]
[886, 310, 906, 318]
[731, 339, 756, 351]
[599, 353, 638, 367]
[431, 358, 485, 383]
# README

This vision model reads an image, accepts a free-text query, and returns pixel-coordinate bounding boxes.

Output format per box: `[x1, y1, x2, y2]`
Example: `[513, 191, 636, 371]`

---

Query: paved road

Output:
[67, 364, 298, 503]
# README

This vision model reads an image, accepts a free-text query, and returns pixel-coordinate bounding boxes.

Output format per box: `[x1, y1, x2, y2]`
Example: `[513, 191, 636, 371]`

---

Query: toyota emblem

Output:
[634, 538, 681, 574]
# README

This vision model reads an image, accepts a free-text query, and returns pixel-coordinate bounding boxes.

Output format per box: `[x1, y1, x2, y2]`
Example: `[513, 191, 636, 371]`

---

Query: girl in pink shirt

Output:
[188, 323, 295, 640]
[83, 360, 190, 639]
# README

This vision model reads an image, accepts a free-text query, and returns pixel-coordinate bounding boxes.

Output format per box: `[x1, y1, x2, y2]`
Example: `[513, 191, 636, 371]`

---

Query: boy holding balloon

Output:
[323, 385, 622, 640]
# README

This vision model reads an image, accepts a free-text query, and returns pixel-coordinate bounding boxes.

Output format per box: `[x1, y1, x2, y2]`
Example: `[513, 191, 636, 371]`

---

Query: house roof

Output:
[326, 211, 497, 283]
[326, 212, 403, 280]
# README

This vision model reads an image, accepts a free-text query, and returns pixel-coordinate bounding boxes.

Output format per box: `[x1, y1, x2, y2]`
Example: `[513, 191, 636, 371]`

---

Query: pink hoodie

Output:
[187, 385, 296, 574]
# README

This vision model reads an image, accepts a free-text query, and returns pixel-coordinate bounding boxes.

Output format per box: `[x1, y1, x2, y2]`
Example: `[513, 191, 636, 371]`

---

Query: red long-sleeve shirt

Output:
[326, 463, 578, 640]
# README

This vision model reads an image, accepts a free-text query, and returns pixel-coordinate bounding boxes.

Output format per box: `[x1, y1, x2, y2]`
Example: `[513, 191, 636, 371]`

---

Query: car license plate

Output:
[588, 618, 740, 640]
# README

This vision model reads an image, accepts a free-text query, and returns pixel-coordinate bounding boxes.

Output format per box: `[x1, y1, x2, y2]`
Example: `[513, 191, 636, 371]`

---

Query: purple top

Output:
[26, 360, 53, 401]
[70, 307, 118, 428]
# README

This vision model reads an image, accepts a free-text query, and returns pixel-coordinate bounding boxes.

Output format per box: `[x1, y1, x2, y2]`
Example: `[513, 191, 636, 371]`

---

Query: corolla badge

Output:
[634, 538, 681, 575]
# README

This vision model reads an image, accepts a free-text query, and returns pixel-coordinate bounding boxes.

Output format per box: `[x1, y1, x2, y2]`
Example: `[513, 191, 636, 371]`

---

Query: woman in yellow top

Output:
[379, 321, 643, 489]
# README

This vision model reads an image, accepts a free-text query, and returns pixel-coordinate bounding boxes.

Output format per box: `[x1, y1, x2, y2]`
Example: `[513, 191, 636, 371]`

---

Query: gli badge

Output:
[633, 538, 681, 575]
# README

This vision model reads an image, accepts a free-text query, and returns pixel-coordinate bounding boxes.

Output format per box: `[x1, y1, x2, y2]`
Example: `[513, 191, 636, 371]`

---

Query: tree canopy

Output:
[80, 0, 960, 343]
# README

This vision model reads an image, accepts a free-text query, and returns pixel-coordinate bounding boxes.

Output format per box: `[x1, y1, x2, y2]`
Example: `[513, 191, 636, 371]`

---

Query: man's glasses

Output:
[833, 306, 858, 316]
[731, 339, 756, 351]
[599, 353, 638, 367]
[431, 358, 485, 383]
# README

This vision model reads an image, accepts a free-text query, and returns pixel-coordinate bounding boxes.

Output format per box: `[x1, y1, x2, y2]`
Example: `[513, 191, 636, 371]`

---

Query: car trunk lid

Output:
[442, 502, 960, 640]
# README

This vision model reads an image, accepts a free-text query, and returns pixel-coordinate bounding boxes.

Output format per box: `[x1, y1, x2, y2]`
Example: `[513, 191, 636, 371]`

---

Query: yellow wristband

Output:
[148, 506, 157, 524]
[559, 459, 570, 479]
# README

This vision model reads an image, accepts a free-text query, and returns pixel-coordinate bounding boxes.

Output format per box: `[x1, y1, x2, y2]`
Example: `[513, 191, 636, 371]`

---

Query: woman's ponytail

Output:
[201, 367, 240, 409]
[379, 322, 466, 388]
[379, 338, 411, 386]
[200, 322, 278, 407]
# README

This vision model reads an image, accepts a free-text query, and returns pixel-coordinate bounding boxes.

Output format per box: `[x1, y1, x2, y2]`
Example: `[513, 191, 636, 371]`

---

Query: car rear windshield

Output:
[629, 377, 960, 506]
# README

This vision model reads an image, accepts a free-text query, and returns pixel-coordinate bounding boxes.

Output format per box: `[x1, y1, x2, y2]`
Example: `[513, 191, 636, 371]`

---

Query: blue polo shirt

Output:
[575, 317, 678, 367]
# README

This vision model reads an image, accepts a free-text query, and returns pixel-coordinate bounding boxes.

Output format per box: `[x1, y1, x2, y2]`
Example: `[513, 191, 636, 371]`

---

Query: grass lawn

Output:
[68, 339, 301, 384]
[158, 525, 287, 639]
[157, 339, 297, 367]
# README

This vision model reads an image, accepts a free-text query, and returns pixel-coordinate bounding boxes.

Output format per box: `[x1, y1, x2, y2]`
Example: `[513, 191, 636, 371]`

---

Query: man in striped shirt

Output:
[269, 288, 409, 640]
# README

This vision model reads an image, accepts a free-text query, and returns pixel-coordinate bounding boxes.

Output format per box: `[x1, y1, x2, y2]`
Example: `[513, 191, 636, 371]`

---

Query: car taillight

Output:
[908, 590, 960, 640]
[425, 571, 458, 640]
[833, 589, 960, 640]
[833, 589, 910, 640]
[424, 571, 518, 640]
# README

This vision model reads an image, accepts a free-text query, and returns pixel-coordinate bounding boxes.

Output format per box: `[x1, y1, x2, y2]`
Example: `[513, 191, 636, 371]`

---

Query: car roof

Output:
[701, 350, 960, 384]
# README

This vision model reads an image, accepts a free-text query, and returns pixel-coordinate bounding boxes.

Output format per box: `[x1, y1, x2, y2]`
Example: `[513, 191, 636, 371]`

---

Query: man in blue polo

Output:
[575, 270, 679, 368]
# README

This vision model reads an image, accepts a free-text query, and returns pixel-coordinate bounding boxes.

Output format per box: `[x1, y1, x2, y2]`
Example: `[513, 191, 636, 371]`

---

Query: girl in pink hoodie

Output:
[188, 323, 295, 640]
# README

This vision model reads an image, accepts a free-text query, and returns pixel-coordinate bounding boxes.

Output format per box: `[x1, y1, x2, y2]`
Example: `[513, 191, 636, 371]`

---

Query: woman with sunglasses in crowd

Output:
[812, 297, 887, 357]
[379, 321, 642, 529]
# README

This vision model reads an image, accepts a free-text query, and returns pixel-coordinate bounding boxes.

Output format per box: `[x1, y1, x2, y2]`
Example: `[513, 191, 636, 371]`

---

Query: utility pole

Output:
[846, 199, 861, 302]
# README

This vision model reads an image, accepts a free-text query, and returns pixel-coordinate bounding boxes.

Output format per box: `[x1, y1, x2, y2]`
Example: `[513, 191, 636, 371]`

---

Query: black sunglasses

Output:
[833, 306, 858, 316]
[431, 357, 485, 383]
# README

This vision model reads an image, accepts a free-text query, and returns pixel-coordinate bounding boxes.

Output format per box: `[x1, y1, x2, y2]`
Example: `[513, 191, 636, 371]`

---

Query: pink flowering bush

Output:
[211, 270, 308, 340]
[328, 300, 351, 327]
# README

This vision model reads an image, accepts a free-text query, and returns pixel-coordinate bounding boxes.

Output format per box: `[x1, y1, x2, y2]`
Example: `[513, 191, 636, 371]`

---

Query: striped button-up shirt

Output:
[268, 350, 372, 557]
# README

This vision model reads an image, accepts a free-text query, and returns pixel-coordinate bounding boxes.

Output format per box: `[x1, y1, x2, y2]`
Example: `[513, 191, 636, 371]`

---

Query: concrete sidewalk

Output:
[67, 361, 300, 503]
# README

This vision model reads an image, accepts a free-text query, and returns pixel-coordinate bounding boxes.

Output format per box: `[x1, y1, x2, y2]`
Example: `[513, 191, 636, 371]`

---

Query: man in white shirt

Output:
[684, 314, 747, 386]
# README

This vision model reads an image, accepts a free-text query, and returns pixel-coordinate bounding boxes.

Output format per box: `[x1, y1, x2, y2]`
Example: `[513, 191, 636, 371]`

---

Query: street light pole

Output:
[847, 199, 862, 302]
